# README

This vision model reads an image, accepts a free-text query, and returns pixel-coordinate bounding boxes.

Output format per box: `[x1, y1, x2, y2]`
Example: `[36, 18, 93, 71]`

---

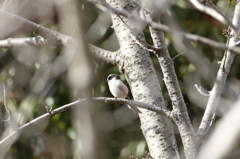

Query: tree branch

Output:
[1, 83, 11, 124]
[0, 97, 172, 146]
[88, 44, 118, 65]
[117, 15, 158, 53]
[0, 0, 12, 11]
[103, 1, 179, 158]
[199, 98, 240, 159]
[2, 6, 240, 57]
[144, 9, 199, 159]
[2, 4, 240, 57]
[0, 11, 118, 66]
[189, 0, 237, 32]
[185, 33, 240, 55]
[89, 0, 240, 55]
[0, 37, 118, 68]
[194, 84, 210, 96]
[0, 36, 47, 48]
[0, 10, 73, 46]
[197, 1, 240, 137]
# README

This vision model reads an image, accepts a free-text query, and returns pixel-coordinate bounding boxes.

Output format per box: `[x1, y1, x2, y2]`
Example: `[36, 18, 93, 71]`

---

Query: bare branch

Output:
[172, 51, 185, 61]
[206, 0, 223, 13]
[0, 11, 118, 66]
[199, 98, 240, 159]
[197, 1, 240, 137]
[1, 83, 11, 124]
[99, 97, 172, 118]
[1, 3, 240, 57]
[0, 97, 172, 146]
[0, 36, 47, 48]
[0, 0, 12, 11]
[88, 44, 118, 65]
[188, 0, 237, 31]
[0, 38, 117, 69]
[0, 10, 73, 46]
[144, 9, 199, 159]
[102, 1, 178, 158]
[117, 15, 158, 53]
[89, 0, 240, 55]
[1, 2, 240, 57]
[185, 33, 240, 55]
[162, 10, 217, 87]
[194, 84, 210, 96]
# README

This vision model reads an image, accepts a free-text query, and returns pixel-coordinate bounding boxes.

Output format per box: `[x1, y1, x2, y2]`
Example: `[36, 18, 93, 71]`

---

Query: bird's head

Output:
[106, 74, 121, 82]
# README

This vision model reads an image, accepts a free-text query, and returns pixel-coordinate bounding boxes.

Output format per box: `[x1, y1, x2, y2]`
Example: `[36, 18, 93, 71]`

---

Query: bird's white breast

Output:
[108, 78, 128, 98]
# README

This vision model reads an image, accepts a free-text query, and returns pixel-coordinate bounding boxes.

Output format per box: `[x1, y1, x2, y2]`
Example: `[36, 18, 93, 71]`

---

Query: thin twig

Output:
[88, 0, 240, 55]
[206, 0, 222, 13]
[172, 51, 185, 61]
[0, 10, 73, 46]
[226, 0, 232, 17]
[0, 36, 47, 48]
[2, 83, 11, 124]
[0, 4, 240, 56]
[117, 15, 158, 53]
[194, 84, 210, 96]
[0, 0, 12, 11]
[189, 0, 237, 33]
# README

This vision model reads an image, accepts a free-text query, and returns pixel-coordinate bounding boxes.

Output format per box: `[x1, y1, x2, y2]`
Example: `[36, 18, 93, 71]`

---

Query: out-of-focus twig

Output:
[189, 0, 237, 32]
[194, 84, 210, 96]
[1, 5, 240, 56]
[2, 83, 11, 124]
[198, 98, 240, 159]
[172, 51, 185, 61]
[0, 0, 12, 11]
[0, 10, 73, 46]
[88, 0, 240, 55]
[0, 36, 47, 48]
[0, 11, 117, 66]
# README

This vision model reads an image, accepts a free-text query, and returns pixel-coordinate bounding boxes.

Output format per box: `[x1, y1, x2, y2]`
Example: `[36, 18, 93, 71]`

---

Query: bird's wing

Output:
[118, 81, 129, 97]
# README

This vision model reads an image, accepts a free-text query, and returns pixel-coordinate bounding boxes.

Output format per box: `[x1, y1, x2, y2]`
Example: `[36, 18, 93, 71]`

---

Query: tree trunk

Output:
[106, 0, 179, 158]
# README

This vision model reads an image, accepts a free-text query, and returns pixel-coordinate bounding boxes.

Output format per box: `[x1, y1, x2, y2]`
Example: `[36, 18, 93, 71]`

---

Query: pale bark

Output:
[189, 0, 232, 26]
[198, 98, 240, 159]
[0, 10, 73, 46]
[0, 0, 239, 158]
[144, 11, 200, 159]
[91, 0, 240, 55]
[0, 97, 172, 147]
[89, 44, 118, 65]
[105, 0, 179, 158]
[197, 0, 240, 137]
[0, 36, 46, 47]
[2, 9, 240, 55]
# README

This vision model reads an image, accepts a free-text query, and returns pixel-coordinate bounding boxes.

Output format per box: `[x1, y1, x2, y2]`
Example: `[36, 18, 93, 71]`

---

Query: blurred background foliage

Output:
[0, 0, 240, 158]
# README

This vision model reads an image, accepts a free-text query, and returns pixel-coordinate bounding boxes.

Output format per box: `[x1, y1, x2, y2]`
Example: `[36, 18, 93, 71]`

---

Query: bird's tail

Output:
[126, 96, 142, 114]
[128, 105, 142, 114]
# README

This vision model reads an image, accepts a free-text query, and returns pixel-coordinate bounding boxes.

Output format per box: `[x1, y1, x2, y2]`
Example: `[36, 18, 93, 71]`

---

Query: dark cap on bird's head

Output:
[106, 74, 120, 82]
[106, 74, 141, 114]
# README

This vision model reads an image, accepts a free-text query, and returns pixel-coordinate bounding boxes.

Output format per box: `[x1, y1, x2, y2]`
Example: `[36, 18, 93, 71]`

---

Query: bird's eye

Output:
[107, 75, 114, 81]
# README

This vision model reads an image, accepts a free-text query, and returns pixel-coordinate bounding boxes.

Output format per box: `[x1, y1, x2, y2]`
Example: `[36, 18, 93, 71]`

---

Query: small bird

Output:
[106, 74, 141, 114]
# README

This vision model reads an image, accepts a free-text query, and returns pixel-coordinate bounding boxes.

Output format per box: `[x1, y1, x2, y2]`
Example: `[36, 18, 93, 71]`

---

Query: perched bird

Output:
[106, 74, 141, 114]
